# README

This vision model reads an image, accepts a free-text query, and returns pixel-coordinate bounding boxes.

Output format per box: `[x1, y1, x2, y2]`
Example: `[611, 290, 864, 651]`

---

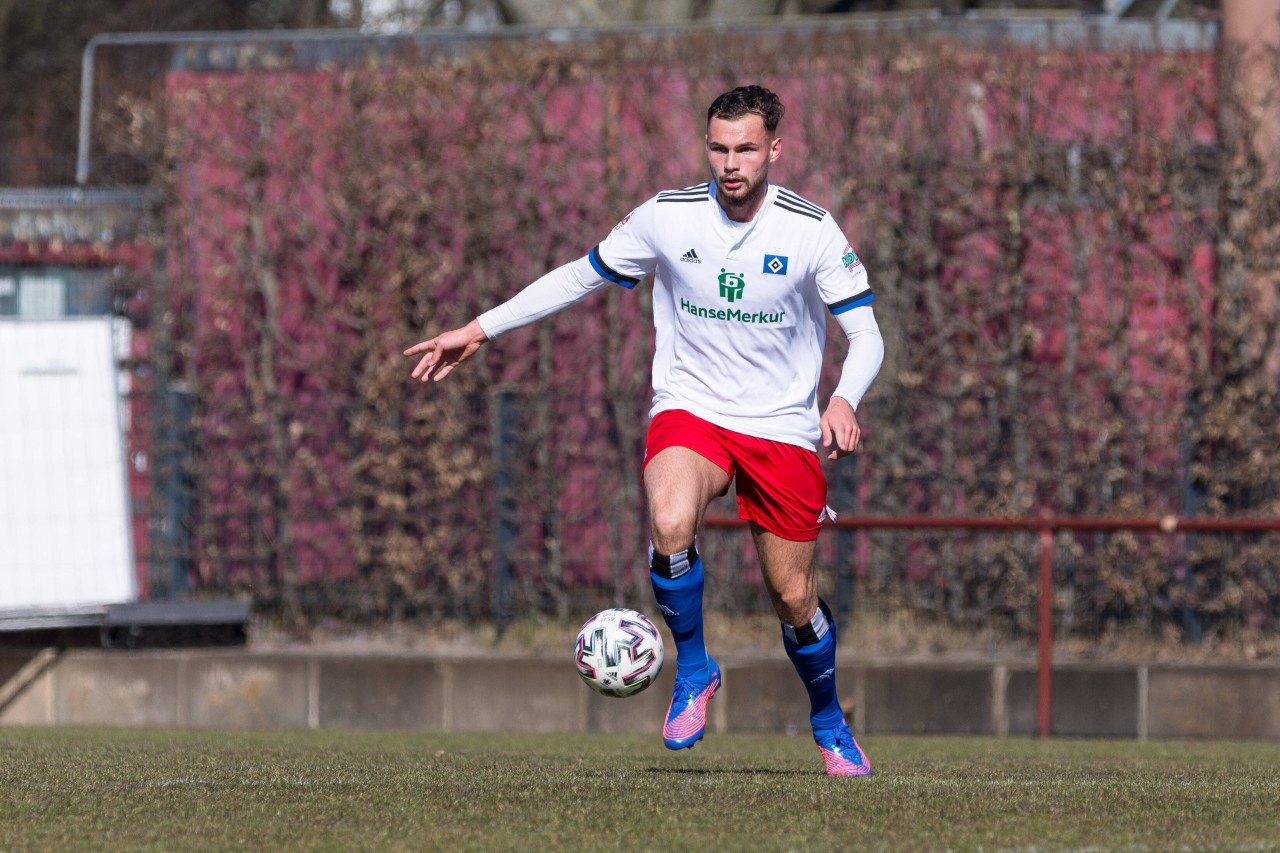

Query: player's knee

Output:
[648, 506, 696, 555]
[775, 587, 818, 626]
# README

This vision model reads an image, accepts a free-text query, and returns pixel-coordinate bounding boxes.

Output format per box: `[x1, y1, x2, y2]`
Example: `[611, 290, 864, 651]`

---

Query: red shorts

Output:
[643, 409, 827, 542]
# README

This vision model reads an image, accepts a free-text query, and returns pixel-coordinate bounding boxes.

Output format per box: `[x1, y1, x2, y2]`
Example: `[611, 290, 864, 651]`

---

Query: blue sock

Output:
[649, 545, 709, 676]
[782, 599, 844, 730]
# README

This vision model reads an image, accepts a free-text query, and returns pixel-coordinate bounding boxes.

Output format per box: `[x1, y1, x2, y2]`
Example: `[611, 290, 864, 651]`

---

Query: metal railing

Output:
[703, 513, 1280, 737]
[74, 14, 1218, 185]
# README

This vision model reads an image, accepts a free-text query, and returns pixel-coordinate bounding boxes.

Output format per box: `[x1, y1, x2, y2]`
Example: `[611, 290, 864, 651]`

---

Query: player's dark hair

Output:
[707, 85, 785, 134]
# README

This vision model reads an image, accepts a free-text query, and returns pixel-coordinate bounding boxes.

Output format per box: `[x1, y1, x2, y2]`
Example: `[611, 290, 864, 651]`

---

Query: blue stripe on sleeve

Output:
[828, 292, 875, 315]
[589, 246, 640, 288]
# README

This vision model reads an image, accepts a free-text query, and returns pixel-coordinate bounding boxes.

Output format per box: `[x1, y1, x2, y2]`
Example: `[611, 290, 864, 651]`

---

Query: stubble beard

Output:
[716, 172, 767, 212]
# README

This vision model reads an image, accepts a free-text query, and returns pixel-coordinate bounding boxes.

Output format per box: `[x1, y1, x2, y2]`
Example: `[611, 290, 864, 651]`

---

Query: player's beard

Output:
[716, 169, 768, 211]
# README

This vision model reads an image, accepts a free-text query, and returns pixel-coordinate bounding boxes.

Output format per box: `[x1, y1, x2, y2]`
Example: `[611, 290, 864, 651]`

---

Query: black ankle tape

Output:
[649, 544, 699, 579]
[790, 621, 820, 645]
[783, 598, 832, 646]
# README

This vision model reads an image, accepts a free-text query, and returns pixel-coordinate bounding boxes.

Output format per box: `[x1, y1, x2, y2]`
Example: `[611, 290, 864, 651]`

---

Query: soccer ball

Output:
[573, 608, 665, 698]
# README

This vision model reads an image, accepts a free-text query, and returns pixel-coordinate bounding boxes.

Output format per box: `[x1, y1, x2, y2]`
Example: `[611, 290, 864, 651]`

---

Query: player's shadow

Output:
[645, 766, 811, 777]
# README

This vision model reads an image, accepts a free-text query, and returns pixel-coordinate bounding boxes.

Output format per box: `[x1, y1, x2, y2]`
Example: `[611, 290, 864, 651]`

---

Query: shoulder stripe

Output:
[829, 289, 875, 314]
[658, 185, 710, 203]
[777, 188, 826, 217]
[658, 183, 710, 197]
[774, 200, 824, 221]
[589, 245, 640, 288]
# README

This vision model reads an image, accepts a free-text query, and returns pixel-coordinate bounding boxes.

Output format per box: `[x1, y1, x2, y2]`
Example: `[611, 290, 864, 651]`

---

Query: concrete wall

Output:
[2, 649, 1279, 738]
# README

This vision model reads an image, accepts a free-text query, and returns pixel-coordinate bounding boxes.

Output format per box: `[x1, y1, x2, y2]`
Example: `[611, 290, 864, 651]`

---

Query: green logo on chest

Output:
[718, 269, 746, 303]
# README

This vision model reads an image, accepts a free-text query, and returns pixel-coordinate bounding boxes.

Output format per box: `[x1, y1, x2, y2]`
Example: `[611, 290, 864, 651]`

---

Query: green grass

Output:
[1, 728, 1278, 852]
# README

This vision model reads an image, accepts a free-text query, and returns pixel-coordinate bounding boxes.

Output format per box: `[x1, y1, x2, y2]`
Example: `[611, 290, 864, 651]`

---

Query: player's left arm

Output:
[813, 214, 884, 460]
[820, 304, 884, 460]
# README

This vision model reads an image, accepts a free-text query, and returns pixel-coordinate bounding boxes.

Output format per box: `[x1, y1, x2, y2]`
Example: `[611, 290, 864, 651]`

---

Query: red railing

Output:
[703, 514, 1280, 737]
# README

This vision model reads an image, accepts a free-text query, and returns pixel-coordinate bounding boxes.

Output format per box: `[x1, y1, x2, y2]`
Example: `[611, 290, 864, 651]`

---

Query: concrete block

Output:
[1148, 666, 1280, 739]
[183, 653, 310, 729]
[0, 649, 57, 725]
[1008, 666, 1138, 737]
[54, 652, 180, 726]
[3, 647, 1276, 740]
[720, 660, 809, 734]
[0, 651, 33, 685]
[318, 657, 444, 731]
[865, 665, 995, 734]
[449, 659, 582, 733]
[0, 668, 53, 724]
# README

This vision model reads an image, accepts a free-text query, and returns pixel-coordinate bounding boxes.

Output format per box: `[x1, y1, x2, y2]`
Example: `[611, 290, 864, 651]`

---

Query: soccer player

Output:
[405, 85, 884, 776]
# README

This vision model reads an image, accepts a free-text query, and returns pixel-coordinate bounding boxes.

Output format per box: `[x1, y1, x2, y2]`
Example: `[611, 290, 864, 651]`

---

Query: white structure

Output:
[0, 319, 136, 610]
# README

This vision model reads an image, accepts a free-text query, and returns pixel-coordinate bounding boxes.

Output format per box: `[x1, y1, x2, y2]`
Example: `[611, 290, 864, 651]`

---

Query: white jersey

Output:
[589, 182, 874, 450]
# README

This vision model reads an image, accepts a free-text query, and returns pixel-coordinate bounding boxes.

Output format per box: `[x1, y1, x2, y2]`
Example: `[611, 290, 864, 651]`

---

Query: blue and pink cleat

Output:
[813, 720, 873, 776]
[662, 658, 721, 750]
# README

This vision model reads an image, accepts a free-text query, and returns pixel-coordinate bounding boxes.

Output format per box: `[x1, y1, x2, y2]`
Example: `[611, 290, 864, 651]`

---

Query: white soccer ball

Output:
[573, 608, 665, 698]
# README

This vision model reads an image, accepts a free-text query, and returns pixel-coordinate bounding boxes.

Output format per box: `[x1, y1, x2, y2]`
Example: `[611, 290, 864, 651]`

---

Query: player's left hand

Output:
[820, 396, 861, 461]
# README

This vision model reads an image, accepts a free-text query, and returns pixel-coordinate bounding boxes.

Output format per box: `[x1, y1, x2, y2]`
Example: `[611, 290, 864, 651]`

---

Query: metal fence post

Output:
[151, 380, 193, 599]
[1037, 525, 1054, 738]
[832, 459, 857, 638]
[492, 387, 519, 633]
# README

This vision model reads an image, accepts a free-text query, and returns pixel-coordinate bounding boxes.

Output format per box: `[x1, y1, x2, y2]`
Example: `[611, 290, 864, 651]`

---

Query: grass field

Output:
[2, 727, 1278, 852]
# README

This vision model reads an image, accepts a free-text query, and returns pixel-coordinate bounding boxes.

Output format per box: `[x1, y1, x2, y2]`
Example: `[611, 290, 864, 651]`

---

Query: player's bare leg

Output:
[754, 524, 872, 776]
[645, 446, 728, 554]
[752, 524, 819, 626]
[645, 446, 728, 750]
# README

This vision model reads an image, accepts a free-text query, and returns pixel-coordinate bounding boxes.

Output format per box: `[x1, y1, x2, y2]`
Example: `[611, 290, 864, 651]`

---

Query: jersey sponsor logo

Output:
[717, 268, 746, 303]
[679, 297, 787, 325]
[763, 254, 788, 276]
[680, 248, 701, 264]
[842, 244, 862, 272]
[613, 213, 632, 231]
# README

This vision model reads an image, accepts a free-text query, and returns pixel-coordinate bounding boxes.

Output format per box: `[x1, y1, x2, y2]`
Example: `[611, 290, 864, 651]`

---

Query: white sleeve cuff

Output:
[831, 305, 884, 410]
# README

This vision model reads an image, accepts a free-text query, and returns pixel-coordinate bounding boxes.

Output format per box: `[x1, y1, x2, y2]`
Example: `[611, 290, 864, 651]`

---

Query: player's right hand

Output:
[403, 319, 489, 382]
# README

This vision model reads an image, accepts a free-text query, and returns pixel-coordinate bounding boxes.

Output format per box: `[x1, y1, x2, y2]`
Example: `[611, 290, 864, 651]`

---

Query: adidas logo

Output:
[810, 668, 835, 685]
[680, 248, 701, 264]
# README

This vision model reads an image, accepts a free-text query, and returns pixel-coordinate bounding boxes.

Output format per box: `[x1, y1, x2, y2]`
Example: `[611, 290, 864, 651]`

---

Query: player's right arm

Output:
[405, 201, 659, 382]
[403, 255, 607, 382]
